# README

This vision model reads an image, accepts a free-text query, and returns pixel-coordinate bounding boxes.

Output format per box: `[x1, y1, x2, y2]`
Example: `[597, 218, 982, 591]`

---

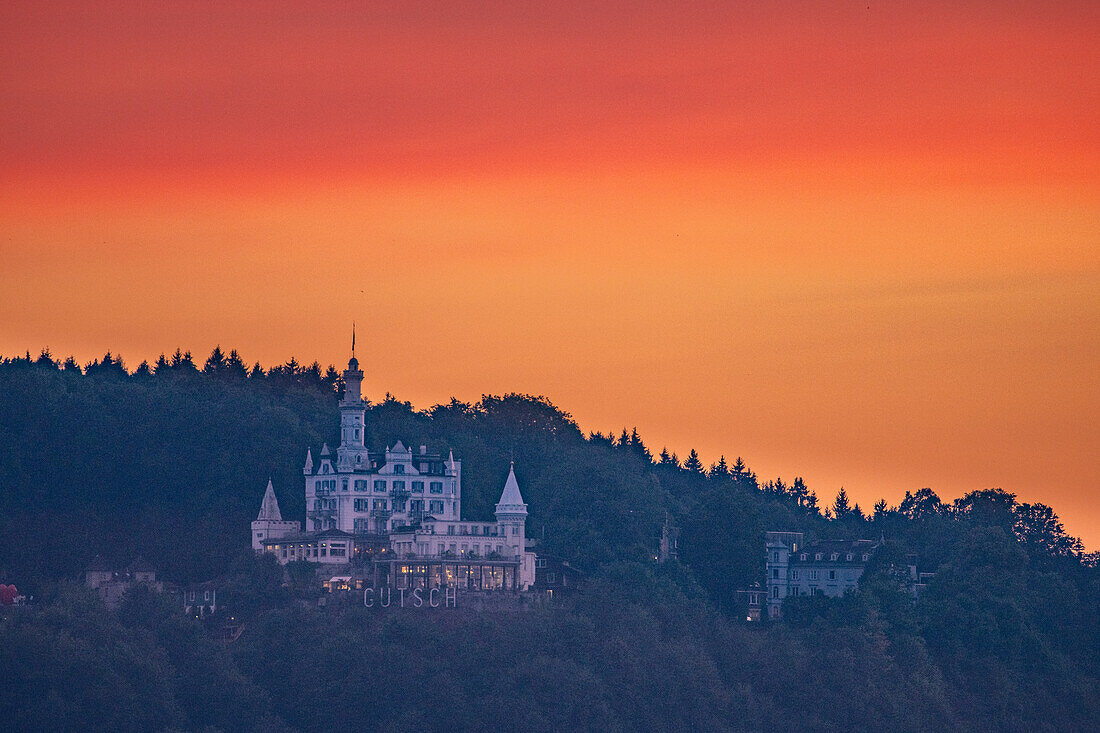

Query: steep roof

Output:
[790, 539, 878, 563]
[495, 463, 527, 516]
[257, 480, 283, 521]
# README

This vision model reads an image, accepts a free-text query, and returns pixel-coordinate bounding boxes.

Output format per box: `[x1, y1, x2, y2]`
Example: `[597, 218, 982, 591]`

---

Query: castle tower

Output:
[251, 479, 300, 551]
[494, 462, 528, 561]
[337, 339, 369, 469]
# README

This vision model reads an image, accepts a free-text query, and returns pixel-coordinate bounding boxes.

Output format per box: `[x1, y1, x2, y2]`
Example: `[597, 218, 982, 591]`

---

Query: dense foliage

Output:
[1, 349, 1097, 731]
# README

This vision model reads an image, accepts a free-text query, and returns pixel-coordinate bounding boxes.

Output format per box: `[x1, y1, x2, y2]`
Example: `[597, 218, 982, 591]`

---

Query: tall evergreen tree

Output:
[683, 449, 705, 475]
[832, 487, 852, 519]
[203, 345, 227, 375]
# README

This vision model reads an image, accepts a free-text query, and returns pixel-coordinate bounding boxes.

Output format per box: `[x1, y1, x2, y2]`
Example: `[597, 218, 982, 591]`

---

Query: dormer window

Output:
[830, 553, 838, 561]
[815, 553, 822, 561]
[394, 464, 405, 475]
[862, 553, 870, 562]
[800, 553, 807, 561]
[846, 553, 853, 561]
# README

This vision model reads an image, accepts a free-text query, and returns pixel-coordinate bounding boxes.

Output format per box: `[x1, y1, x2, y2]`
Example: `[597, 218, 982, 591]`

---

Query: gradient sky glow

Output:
[2, 2, 1098, 545]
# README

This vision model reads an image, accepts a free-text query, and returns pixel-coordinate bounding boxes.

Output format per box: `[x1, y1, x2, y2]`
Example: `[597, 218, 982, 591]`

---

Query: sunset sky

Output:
[2, 2, 1097, 545]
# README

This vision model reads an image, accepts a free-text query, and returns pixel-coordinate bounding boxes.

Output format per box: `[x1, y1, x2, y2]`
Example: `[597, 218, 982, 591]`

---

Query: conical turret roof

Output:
[495, 462, 527, 516]
[257, 479, 283, 521]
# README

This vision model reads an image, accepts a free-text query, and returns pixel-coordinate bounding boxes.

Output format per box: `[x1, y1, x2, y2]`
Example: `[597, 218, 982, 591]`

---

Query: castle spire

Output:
[495, 463, 527, 516]
[257, 479, 283, 521]
[303, 447, 314, 474]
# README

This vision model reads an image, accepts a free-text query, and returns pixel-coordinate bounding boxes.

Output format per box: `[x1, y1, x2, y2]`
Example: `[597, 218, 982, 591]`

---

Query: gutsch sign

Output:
[363, 586, 457, 609]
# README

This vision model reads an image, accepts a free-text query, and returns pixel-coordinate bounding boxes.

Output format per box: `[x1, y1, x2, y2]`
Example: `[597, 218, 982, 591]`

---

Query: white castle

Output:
[252, 352, 536, 591]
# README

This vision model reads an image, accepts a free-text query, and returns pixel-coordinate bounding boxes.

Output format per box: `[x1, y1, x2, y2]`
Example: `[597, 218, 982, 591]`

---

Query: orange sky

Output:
[2, 2, 1098, 546]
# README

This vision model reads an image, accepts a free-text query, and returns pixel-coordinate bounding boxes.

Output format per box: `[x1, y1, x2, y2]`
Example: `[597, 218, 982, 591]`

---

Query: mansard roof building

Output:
[252, 352, 536, 591]
[764, 531, 880, 619]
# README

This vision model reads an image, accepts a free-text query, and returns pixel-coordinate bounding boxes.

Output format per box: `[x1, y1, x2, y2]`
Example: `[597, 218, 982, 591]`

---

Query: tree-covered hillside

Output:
[1, 348, 1097, 731]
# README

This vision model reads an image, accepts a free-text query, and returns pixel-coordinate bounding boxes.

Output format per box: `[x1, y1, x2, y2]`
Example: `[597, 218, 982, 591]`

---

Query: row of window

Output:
[771, 550, 871, 563]
[773, 586, 827, 598]
[770, 568, 857, 582]
[317, 479, 448, 495]
[399, 543, 506, 557]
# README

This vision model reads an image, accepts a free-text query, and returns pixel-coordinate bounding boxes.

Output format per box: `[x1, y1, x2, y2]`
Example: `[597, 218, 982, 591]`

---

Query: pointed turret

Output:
[303, 447, 314, 475]
[445, 450, 457, 475]
[257, 479, 283, 521]
[320, 443, 330, 456]
[495, 462, 528, 563]
[251, 479, 300, 552]
[495, 462, 527, 517]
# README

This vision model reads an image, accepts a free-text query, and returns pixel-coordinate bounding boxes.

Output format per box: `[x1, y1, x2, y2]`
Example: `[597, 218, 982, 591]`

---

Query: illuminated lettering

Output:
[412, 587, 423, 607]
[429, 587, 440, 607]
[380, 586, 391, 608]
[446, 586, 457, 608]
[363, 588, 374, 607]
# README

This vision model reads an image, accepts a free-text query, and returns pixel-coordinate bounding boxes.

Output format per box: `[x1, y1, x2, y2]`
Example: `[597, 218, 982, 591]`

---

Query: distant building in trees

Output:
[764, 532, 881, 619]
[254, 352, 537, 592]
[532, 554, 583, 598]
[85, 557, 162, 609]
[183, 581, 218, 617]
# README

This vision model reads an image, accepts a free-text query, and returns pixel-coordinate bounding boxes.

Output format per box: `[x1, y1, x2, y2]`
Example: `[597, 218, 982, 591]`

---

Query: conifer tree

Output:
[683, 449, 705, 474]
[628, 428, 652, 463]
[225, 350, 248, 379]
[203, 345, 227, 375]
[709, 455, 730, 480]
[832, 488, 852, 519]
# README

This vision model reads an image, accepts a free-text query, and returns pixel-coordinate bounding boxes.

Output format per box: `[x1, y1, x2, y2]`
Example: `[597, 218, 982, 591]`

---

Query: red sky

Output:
[2, 2, 1098, 546]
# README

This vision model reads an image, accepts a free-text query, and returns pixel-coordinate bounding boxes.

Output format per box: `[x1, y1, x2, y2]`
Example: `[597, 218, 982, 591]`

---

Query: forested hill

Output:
[2, 348, 1099, 731]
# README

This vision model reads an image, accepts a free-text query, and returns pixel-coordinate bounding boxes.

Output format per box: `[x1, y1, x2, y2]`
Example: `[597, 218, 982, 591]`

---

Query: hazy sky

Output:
[2, 2, 1097, 546]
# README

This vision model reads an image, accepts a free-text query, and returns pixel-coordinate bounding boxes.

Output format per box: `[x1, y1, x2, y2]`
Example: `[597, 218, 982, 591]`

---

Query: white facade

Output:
[256, 354, 536, 590]
[764, 531, 878, 618]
